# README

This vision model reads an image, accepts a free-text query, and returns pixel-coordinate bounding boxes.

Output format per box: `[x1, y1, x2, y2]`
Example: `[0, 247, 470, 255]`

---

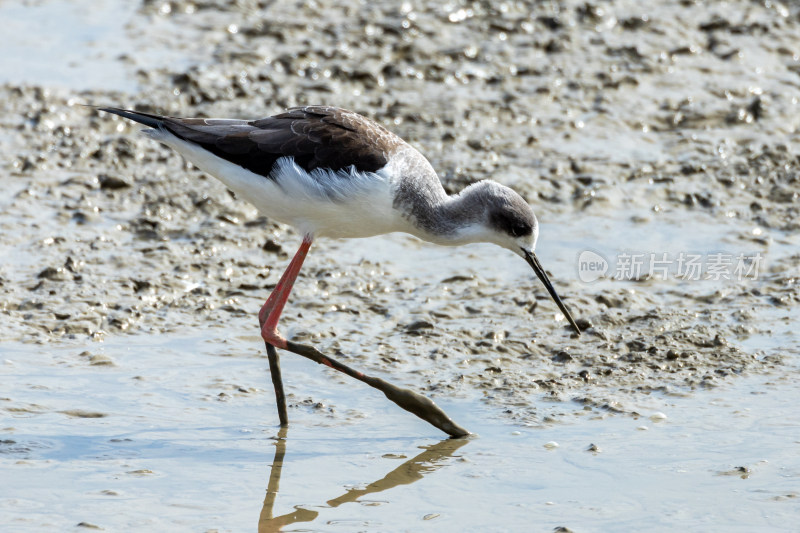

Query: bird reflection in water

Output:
[258, 430, 470, 531]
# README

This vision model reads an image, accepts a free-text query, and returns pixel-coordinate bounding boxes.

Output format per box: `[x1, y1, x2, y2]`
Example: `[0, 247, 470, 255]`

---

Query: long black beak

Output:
[523, 250, 581, 336]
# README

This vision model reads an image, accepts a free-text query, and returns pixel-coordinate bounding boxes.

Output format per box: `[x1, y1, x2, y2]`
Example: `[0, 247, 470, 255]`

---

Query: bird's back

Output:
[147, 106, 404, 178]
[103, 105, 445, 239]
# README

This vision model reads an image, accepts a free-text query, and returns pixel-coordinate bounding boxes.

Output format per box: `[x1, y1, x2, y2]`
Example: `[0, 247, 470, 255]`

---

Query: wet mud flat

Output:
[1, 0, 799, 530]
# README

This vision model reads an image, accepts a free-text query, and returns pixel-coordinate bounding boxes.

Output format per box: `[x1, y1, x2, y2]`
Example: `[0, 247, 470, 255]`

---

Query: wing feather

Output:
[101, 105, 403, 180]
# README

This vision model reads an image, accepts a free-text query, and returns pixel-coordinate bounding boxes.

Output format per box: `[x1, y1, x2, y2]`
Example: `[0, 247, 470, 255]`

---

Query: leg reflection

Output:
[326, 438, 470, 508]
[258, 434, 471, 531]
[258, 427, 319, 532]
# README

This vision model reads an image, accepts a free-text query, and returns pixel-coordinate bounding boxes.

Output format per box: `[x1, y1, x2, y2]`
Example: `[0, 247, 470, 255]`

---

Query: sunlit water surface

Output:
[2, 324, 798, 531]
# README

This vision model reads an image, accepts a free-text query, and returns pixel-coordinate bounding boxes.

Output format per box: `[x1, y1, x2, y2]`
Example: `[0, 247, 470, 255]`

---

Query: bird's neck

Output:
[399, 180, 492, 246]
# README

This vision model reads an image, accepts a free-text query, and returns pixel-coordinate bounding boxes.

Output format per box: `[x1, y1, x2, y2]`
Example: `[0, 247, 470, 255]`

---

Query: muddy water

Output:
[1, 0, 799, 530]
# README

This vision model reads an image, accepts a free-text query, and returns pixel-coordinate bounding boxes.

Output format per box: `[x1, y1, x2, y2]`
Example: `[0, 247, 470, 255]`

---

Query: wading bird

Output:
[99, 105, 580, 436]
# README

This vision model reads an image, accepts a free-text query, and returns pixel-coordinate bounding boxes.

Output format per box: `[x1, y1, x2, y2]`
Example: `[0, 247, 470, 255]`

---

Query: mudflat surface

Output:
[1, 0, 798, 531]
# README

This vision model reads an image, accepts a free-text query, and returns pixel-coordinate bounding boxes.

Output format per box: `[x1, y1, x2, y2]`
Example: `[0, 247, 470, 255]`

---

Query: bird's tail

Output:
[88, 105, 167, 129]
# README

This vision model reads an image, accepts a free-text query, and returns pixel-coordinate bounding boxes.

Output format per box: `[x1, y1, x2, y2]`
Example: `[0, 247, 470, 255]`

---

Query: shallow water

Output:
[2, 0, 799, 531]
[2, 326, 798, 531]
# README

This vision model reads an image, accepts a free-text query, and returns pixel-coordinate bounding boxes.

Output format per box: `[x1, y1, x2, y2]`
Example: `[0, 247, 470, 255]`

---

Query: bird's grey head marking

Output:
[488, 196, 536, 239]
[477, 182, 539, 252]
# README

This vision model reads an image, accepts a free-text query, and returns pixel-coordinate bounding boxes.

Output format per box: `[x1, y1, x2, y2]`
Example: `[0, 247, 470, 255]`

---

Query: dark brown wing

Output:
[248, 106, 402, 174]
[106, 106, 403, 178]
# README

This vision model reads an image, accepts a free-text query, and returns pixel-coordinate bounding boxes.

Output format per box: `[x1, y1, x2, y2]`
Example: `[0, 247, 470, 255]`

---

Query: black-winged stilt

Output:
[98, 105, 581, 436]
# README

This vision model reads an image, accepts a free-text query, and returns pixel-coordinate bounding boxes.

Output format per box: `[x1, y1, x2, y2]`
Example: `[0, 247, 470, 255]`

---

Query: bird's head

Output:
[471, 181, 581, 336]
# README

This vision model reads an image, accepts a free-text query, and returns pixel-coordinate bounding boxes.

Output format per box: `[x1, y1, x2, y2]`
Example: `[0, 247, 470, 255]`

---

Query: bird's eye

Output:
[511, 225, 527, 237]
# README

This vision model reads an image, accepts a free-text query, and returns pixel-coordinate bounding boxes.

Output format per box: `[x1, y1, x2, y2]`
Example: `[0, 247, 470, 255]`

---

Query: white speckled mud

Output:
[1, 0, 798, 530]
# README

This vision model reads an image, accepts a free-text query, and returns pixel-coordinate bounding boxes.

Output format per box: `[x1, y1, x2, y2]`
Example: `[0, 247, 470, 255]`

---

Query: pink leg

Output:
[259, 237, 313, 350]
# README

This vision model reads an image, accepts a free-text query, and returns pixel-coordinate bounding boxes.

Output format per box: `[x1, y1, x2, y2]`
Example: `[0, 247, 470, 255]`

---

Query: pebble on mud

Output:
[98, 174, 131, 190]
[718, 466, 752, 479]
[405, 320, 434, 334]
[126, 469, 154, 476]
[59, 410, 107, 418]
[89, 354, 115, 366]
[37, 267, 71, 282]
[552, 351, 573, 363]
